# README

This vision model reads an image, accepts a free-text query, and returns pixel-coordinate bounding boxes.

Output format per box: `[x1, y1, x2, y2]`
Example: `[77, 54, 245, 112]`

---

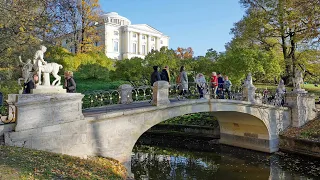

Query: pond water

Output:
[131, 134, 320, 180]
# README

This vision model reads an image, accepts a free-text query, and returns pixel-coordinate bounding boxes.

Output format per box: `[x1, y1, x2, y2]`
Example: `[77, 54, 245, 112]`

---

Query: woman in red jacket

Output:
[210, 72, 218, 98]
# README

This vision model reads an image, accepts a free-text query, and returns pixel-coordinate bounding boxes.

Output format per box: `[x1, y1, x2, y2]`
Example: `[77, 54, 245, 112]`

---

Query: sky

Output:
[100, 0, 245, 56]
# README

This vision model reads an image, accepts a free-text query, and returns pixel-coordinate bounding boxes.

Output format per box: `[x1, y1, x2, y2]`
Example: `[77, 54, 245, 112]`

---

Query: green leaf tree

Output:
[232, 0, 320, 84]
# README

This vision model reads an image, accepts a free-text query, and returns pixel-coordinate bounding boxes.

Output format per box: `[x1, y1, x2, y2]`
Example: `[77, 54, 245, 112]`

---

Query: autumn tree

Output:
[232, 0, 320, 84]
[52, 0, 102, 53]
[175, 47, 194, 59]
[0, 0, 53, 66]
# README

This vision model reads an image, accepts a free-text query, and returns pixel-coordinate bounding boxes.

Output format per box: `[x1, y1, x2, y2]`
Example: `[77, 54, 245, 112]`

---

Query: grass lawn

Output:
[75, 79, 128, 93]
[0, 145, 127, 180]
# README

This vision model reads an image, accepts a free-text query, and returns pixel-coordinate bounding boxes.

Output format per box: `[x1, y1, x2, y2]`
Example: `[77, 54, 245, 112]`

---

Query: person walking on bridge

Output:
[178, 66, 188, 99]
[196, 73, 206, 99]
[160, 65, 170, 83]
[150, 66, 161, 86]
[210, 72, 218, 98]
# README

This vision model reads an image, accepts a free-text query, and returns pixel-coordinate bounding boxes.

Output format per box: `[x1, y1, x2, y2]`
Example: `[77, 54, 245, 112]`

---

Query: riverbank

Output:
[0, 145, 127, 179]
[279, 119, 320, 158]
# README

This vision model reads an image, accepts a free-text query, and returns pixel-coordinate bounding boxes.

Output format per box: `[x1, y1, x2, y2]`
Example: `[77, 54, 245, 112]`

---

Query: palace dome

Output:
[102, 12, 131, 25]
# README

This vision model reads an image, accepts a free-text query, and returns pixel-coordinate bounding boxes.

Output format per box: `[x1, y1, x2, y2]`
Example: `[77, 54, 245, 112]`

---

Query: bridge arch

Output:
[86, 99, 290, 172]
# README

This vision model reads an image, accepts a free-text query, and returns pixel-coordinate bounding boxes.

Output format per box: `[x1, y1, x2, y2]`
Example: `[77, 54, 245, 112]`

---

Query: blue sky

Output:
[100, 0, 245, 56]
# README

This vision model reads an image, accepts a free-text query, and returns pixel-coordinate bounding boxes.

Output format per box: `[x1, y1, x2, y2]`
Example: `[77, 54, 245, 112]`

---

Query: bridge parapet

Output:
[285, 91, 317, 127]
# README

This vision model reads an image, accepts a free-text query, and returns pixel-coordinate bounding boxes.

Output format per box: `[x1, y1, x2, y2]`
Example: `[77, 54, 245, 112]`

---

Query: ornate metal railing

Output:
[82, 90, 121, 109]
[82, 82, 286, 110]
[255, 88, 286, 107]
[82, 85, 153, 109]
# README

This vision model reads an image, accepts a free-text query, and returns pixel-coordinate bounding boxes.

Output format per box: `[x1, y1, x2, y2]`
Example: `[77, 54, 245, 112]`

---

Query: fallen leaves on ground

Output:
[281, 119, 320, 142]
[0, 145, 127, 180]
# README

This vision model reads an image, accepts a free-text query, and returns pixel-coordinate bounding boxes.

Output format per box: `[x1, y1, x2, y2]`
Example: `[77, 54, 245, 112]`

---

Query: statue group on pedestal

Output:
[18, 45, 63, 92]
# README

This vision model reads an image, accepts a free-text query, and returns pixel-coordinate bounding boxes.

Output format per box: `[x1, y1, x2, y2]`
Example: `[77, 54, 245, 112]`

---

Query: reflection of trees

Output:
[131, 147, 219, 179]
[132, 145, 320, 179]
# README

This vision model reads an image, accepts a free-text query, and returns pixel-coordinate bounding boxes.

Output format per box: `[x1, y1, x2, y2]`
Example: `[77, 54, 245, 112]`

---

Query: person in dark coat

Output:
[24, 74, 38, 94]
[150, 66, 161, 86]
[217, 73, 224, 98]
[64, 71, 76, 93]
[160, 66, 170, 83]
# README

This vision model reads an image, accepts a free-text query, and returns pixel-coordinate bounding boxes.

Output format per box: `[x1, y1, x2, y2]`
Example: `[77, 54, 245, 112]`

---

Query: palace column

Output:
[147, 35, 152, 52]
[156, 37, 161, 50]
[127, 30, 131, 53]
[137, 33, 141, 54]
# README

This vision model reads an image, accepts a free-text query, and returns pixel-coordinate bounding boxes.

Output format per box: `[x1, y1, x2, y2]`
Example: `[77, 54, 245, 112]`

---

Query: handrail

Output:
[82, 82, 286, 110]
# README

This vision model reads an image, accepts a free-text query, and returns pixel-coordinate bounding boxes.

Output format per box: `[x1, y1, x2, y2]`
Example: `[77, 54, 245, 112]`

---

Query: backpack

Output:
[176, 73, 181, 84]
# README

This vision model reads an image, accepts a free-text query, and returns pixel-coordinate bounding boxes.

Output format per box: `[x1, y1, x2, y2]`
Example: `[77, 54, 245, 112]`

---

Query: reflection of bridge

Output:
[1, 81, 317, 175]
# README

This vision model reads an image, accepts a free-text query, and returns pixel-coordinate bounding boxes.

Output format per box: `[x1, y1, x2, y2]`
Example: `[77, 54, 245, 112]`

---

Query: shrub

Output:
[75, 64, 110, 81]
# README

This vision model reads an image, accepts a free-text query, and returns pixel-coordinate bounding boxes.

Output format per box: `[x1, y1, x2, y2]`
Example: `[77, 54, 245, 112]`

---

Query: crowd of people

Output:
[150, 65, 232, 99]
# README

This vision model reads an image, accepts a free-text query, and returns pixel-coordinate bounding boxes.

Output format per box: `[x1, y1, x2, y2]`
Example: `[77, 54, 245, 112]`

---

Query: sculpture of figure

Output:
[33, 45, 48, 85]
[276, 79, 286, 95]
[32, 45, 63, 86]
[18, 56, 34, 86]
[244, 73, 253, 87]
[293, 67, 304, 90]
[41, 62, 63, 86]
[275, 79, 286, 106]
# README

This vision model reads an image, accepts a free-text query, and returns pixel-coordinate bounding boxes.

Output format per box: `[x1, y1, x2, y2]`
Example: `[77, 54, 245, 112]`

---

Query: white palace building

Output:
[61, 12, 170, 60]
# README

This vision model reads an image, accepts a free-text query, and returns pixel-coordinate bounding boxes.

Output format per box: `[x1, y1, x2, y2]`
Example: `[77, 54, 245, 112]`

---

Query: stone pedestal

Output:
[242, 85, 257, 103]
[7, 93, 84, 131]
[42, 72, 50, 86]
[119, 84, 133, 104]
[285, 91, 316, 127]
[32, 85, 66, 94]
[152, 81, 170, 106]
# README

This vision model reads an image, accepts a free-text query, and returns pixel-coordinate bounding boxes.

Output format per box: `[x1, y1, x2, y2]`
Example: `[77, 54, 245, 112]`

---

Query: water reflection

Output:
[131, 145, 320, 180]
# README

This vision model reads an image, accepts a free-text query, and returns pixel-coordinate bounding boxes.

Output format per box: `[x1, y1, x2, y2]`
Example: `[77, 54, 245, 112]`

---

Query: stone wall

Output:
[0, 124, 15, 145]
[285, 92, 317, 127]
[279, 135, 320, 158]
[4, 93, 88, 157]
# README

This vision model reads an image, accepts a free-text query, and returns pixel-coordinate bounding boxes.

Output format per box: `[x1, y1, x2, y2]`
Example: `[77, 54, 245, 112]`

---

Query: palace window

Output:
[151, 37, 155, 41]
[114, 41, 119, 52]
[114, 31, 119, 36]
[142, 35, 145, 40]
[160, 40, 163, 44]
[133, 33, 137, 38]
[133, 43, 137, 54]
[142, 45, 146, 54]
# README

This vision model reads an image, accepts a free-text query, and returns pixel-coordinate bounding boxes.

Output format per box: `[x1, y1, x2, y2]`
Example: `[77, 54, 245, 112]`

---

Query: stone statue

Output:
[18, 56, 34, 86]
[243, 73, 253, 87]
[33, 45, 63, 86]
[33, 45, 48, 85]
[276, 79, 286, 95]
[275, 79, 286, 106]
[293, 67, 304, 90]
[41, 62, 63, 86]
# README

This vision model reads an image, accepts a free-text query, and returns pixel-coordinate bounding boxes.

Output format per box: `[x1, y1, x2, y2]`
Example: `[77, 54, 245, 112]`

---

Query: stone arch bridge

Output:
[2, 81, 317, 173]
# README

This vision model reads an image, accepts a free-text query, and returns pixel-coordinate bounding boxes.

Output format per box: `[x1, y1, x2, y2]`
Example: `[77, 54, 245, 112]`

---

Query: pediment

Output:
[129, 24, 163, 35]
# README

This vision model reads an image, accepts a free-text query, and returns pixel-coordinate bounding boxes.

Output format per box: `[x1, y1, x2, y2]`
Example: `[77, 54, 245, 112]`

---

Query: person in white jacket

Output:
[195, 73, 206, 99]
